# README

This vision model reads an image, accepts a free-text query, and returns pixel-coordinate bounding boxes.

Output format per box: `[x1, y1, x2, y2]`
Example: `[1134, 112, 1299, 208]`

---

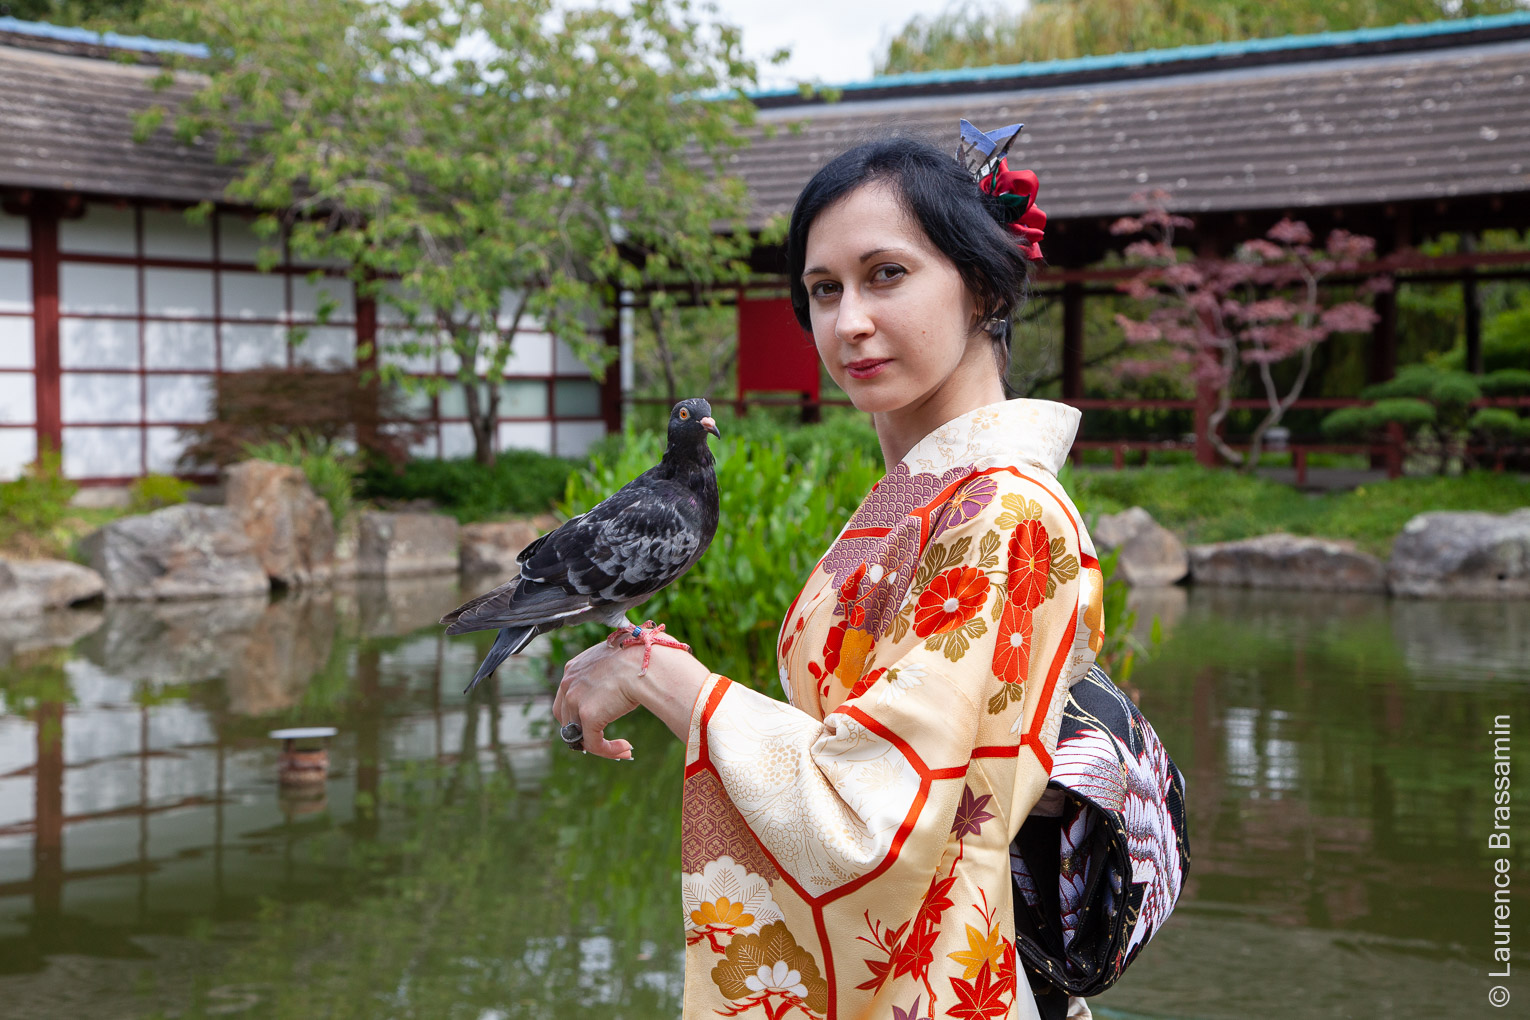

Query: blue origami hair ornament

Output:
[957, 119, 1046, 260]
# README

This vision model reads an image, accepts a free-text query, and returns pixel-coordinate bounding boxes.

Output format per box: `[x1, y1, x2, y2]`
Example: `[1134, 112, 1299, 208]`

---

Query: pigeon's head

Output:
[669, 398, 720, 446]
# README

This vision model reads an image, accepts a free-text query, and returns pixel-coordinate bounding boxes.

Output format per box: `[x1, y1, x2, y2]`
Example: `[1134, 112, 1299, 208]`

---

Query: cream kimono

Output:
[680, 399, 1103, 1020]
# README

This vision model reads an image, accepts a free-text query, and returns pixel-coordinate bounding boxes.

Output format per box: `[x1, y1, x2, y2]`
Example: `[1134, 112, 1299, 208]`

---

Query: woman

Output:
[554, 132, 1105, 1019]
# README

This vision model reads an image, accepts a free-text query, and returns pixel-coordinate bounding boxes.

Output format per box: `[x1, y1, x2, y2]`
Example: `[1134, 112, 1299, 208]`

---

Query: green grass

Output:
[1068, 465, 1530, 558]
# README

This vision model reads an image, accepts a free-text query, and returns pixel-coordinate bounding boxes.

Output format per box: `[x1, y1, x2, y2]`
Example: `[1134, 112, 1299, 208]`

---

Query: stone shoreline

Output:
[1094, 505, 1530, 599]
[3, 462, 1527, 615]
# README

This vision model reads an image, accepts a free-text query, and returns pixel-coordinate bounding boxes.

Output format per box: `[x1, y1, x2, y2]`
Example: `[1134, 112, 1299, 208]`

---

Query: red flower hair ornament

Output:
[956, 119, 1047, 261]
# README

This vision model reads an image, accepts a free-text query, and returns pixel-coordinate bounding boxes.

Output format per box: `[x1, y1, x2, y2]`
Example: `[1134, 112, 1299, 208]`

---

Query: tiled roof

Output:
[1, 12, 1527, 234]
[0, 41, 232, 204]
[736, 35, 1530, 229]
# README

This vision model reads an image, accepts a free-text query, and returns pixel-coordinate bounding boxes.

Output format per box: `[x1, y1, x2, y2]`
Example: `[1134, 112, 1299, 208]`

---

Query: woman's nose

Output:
[835, 289, 873, 342]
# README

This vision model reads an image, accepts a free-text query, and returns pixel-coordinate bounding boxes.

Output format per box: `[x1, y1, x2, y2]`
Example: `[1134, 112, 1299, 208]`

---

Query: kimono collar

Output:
[899, 398, 1080, 479]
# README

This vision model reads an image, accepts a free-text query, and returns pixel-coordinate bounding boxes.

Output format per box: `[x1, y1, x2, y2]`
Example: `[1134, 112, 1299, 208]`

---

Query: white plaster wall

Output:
[145, 320, 217, 370]
[59, 264, 137, 315]
[58, 204, 135, 256]
[60, 317, 137, 368]
[62, 372, 140, 424]
[0, 210, 27, 249]
[554, 421, 607, 457]
[497, 420, 553, 454]
[0, 255, 30, 312]
[144, 267, 215, 318]
[217, 213, 267, 263]
[62, 425, 141, 478]
[146, 426, 190, 474]
[0, 316, 32, 367]
[220, 271, 286, 319]
[0, 428, 35, 481]
[142, 209, 213, 260]
[0, 373, 35, 424]
[220, 323, 288, 370]
[145, 374, 214, 423]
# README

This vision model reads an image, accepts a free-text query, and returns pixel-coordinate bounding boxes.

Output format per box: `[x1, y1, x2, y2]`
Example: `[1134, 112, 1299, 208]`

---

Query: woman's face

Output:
[801, 182, 997, 432]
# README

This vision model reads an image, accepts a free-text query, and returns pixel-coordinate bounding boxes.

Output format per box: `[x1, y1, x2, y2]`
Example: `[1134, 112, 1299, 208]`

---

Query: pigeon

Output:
[442, 397, 721, 693]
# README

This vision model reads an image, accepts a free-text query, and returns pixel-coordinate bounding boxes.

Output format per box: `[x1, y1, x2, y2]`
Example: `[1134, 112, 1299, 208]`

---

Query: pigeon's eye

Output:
[679, 408, 690, 420]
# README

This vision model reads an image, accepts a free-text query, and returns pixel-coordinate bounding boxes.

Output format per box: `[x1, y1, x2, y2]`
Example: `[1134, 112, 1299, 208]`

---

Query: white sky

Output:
[706, 0, 966, 88]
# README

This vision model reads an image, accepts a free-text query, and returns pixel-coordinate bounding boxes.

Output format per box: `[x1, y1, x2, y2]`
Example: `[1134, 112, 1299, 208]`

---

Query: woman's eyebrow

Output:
[802, 247, 910, 279]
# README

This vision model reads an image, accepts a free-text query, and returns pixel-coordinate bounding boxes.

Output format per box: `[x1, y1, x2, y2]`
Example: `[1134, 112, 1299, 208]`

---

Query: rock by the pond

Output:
[80, 504, 271, 601]
[1189, 533, 1387, 593]
[1388, 509, 1530, 599]
[1092, 506, 1188, 587]
[0, 556, 105, 617]
[224, 460, 336, 587]
[355, 511, 460, 578]
[459, 515, 558, 575]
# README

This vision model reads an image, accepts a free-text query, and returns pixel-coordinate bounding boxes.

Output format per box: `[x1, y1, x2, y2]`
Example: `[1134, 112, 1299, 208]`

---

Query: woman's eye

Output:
[809, 280, 840, 299]
[872, 264, 906, 283]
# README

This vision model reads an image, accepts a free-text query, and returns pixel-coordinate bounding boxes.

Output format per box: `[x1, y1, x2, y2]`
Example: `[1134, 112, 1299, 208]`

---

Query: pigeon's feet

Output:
[610, 620, 691, 675]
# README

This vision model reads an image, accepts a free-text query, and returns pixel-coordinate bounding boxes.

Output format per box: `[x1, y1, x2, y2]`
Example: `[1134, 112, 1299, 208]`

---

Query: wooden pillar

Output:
[34, 698, 64, 919]
[600, 296, 623, 435]
[1061, 280, 1084, 400]
[354, 291, 380, 454]
[28, 209, 61, 457]
[1368, 287, 1398, 385]
[1463, 233, 1483, 374]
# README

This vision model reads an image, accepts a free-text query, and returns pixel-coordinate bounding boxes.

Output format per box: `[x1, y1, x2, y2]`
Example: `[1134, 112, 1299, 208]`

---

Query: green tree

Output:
[141, 0, 763, 466]
[0, 0, 159, 30]
[878, 0, 1530, 74]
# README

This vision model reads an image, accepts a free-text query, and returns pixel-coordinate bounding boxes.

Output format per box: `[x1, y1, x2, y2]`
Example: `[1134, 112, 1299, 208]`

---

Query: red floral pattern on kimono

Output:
[681, 399, 1102, 1019]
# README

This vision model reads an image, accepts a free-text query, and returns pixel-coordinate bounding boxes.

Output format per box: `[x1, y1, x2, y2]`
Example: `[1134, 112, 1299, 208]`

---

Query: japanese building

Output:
[4, 12, 1528, 482]
[0, 18, 618, 484]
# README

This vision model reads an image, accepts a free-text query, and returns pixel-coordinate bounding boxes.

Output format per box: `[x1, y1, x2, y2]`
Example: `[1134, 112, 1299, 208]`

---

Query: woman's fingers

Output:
[553, 642, 639, 761]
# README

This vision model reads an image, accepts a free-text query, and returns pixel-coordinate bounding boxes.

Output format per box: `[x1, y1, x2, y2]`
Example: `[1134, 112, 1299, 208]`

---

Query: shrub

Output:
[129, 473, 194, 512]
[0, 449, 77, 549]
[179, 368, 428, 469]
[1481, 368, 1530, 396]
[242, 433, 362, 525]
[554, 428, 884, 692]
[358, 448, 580, 522]
[1320, 398, 1436, 439]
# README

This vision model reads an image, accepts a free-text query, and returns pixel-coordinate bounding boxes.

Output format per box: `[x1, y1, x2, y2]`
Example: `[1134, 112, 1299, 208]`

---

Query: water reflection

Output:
[0, 583, 1526, 1018]
[1096, 586, 1530, 1019]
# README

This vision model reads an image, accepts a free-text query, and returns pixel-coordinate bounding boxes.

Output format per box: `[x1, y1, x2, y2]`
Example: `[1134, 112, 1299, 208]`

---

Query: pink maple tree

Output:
[1111, 191, 1389, 469]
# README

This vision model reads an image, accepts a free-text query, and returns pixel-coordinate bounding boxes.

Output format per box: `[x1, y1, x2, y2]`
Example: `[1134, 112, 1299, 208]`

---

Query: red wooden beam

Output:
[28, 210, 61, 457]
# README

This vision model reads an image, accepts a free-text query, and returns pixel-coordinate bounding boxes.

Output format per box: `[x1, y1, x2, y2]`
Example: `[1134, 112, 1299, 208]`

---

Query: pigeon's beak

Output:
[700, 416, 720, 438]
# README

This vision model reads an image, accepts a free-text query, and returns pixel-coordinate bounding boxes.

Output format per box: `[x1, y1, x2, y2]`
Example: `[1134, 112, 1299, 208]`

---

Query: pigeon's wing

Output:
[439, 575, 595, 634]
[441, 480, 705, 635]
[523, 481, 705, 604]
[515, 513, 585, 565]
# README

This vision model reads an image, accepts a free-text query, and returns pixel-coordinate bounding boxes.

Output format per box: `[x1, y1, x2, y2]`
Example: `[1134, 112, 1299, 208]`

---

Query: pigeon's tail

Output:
[464, 625, 537, 694]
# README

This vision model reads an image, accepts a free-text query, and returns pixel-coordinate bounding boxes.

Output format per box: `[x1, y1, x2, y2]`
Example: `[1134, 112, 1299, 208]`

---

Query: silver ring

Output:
[560, 721, 584, 749]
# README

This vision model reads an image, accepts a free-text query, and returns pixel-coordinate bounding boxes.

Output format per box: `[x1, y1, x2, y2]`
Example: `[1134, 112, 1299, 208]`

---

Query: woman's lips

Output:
[846, 359, 890, 379]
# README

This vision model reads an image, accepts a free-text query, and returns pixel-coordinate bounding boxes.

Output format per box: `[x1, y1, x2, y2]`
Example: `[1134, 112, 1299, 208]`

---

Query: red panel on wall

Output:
[737, 296, 818, 400]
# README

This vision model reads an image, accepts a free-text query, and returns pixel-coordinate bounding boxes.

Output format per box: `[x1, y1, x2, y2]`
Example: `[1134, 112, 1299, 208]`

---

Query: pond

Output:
[0, 577, 1525, 1018]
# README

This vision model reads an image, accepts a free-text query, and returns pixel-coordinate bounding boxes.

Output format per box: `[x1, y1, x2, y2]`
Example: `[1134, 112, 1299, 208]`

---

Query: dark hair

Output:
[785, 135, 1033, 384]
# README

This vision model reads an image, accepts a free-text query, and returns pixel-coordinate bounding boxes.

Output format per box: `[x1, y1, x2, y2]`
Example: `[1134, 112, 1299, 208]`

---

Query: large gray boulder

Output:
[0, 556, 105, 616]
[79, 504, 271, 601]
[1389, 509, 1530, 599]
[1189, 533, 1387, 593]
[459, 515, 558, 576]
[355, 511, 460, 577]
[1092, 506, 1188, 587]
[224, 460, 336, 587]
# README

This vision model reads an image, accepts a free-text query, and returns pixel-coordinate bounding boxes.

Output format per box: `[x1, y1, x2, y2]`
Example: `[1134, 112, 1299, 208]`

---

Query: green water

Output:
[0, 578, 1524, 1018]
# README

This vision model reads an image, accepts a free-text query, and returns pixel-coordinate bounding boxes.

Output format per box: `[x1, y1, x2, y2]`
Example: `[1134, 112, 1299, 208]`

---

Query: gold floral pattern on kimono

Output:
[682, 399, 1102, 1019]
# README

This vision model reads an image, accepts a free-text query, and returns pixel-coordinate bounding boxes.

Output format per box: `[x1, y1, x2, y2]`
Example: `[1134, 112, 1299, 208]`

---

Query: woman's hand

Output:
[553, 637, 713, 760]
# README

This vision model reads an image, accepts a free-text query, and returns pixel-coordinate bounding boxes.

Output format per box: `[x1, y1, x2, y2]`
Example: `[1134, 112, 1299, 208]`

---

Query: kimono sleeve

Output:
[682, 472, 1094, 899]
